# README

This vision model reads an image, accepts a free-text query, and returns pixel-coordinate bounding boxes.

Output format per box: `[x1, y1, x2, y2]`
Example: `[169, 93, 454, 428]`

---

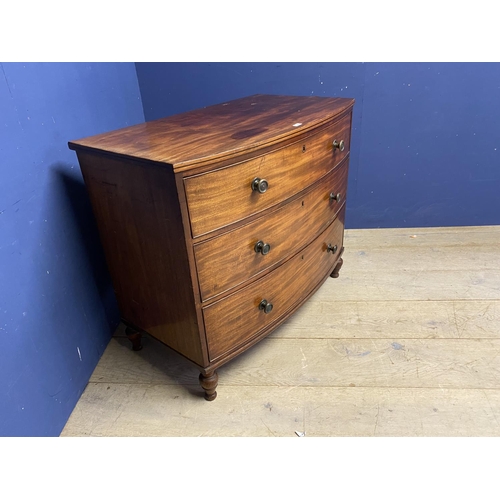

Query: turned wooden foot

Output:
[199, 370, 218, 401]
[330, 257, 343, 278]
[330, 246, 345, 278]
[125, 326, 143, 351]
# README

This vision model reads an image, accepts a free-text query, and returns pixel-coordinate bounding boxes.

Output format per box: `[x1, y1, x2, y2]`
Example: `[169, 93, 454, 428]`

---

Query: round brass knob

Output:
[327, 244, 338, 254]
[251, 178, 269, 193]
[255, 241, 271, 255]
[329, 192, 342, 202]
[259, 299, 273, 314]
[333, 139, 345, 152]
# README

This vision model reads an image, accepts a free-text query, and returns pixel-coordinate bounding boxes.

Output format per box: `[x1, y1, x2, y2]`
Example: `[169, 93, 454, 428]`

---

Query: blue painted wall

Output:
[3, 62, 498, 435]
[136, 62, 500, 228]
[0, 63, 144, 436]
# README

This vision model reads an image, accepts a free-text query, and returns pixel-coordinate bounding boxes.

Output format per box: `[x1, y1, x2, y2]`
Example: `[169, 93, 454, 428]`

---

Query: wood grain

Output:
[184, 112, 351, 236]
[223, 337, 500, 389]
[337, 225, 500, 301]
[68, 94, 355, 172]
[76, 151, 206, 366]
[70, 94, 355, 386]
[345, 246, 500, 272]
[344, 225, 500, 248]
[332, 268, 500, 301]
[60, 384, 500, 437]
[203, 209, 345, 361]
[276, 299, 500, 339]
[89, 335, 500, 390]
[89, 336, 200, 386]
[194, 158, 349, 301]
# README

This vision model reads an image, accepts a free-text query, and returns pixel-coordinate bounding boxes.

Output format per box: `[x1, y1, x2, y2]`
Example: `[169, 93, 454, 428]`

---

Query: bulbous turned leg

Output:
[330, 246, 345, 278]
[199, 370, 218, 401]
[330, 257, 344, 278]
[125, 326, 143, 351]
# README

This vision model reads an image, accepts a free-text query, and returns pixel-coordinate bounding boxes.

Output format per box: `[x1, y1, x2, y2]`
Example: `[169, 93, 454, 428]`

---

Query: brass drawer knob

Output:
[259, 299, 273, 314]
[332, 139, 345, 152]
[251, 177, 269, 193]
[255, 240, 271, 255]
[327, 244, 338, 254]
[329, 192, 342, 202]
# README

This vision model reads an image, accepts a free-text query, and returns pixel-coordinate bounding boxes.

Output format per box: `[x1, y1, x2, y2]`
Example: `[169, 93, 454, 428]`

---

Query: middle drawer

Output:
[194, 157, 349, 302]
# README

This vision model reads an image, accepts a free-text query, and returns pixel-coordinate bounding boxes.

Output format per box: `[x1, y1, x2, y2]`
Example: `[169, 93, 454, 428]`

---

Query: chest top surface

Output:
[68, 94, 354, 171]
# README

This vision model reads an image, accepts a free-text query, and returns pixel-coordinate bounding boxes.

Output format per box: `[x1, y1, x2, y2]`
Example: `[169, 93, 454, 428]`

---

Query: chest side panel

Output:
[76, 151, 206, 366]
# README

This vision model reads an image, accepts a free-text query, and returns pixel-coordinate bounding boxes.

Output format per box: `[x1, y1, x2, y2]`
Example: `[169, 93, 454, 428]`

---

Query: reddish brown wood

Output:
[200, 253, 342, 372]
[183, 112, 351, 237]
[68, 94, 354, 400]
[331, 258, 344, 278]
[75, 151, 207, 366]
[330, 247, 345, 278]
[68, 94, 354, 171]
[125, 326, 142, 351]
[203, 207, 345, 362]
[199, 371, 218, 401]
[195, 157, 349, 302]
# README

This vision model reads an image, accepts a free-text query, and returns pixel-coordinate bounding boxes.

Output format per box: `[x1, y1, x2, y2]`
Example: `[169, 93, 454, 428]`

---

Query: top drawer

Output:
[184, 111, 351, 237]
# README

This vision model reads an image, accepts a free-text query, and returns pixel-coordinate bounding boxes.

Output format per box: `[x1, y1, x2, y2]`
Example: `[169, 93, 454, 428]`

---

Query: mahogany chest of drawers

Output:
[69, 94, 355, 400]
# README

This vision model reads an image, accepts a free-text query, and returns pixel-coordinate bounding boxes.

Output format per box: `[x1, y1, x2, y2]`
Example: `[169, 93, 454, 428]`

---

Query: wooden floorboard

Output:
[332, 269, 500, 301]
[344, 225, 500, 247]
[61, 225, 500, 437]
[277, 299, 500, 339]
[87, 335, 500, 389]
[60, 384, 500, 437]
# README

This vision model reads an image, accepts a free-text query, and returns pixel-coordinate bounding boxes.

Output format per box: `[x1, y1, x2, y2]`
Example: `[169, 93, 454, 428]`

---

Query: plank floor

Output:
[61, 225, 500, 436]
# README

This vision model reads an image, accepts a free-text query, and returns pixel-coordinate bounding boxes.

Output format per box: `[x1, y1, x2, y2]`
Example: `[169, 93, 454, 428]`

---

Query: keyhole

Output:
[302, 145, 306, 152]
[301, 200, 305, 207]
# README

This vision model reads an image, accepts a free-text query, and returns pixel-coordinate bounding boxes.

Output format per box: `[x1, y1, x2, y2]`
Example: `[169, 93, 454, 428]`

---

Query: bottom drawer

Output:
[203, 206, 345, 361]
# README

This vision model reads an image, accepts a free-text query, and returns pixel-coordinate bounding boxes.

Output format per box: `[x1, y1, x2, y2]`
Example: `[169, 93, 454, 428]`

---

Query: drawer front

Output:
[195, 158, 349, 302]
[203, 206, 345, 361]
[184, 112, 351, 237]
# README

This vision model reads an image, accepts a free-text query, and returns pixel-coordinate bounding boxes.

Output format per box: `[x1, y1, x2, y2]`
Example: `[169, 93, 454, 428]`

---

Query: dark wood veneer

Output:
[184, 112, 350, 237]
[76, 151, 206, 366]
[69, 94, 355, 400]
[194, 157, 349, 302]
[69, 94, 354, 171]
[203, 207, 345, 361]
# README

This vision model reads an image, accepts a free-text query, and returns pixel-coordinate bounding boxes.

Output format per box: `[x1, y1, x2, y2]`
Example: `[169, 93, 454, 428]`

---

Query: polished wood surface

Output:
[195, 158, 349, 301]
[330, 255, 344, 278]
[69, 94, 354, 400]
[68, 94, 354, 171]
[199, 371, 218, 401]
[184, 112, 351, 237]
[76, 151, 206, 366]
[203, 207, 345, 361]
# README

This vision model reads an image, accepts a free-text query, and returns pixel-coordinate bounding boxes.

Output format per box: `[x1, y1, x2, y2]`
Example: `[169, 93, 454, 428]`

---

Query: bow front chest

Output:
[69, 94, 355, 400]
